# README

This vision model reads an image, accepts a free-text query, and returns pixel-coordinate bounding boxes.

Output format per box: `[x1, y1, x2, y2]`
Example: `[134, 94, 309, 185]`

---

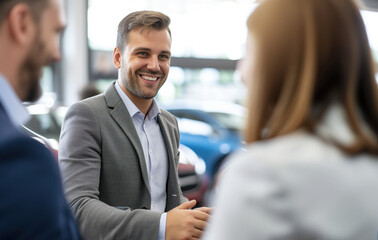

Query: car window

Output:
[208, 112, 244, 132]
[172, 112, 205, 123]
[170, 111, 220, 136]
[24, 114, 61, 140]
[176, 118, 215, 136]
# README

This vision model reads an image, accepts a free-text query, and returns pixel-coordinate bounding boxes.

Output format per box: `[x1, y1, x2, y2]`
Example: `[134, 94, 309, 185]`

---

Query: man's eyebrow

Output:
[133, 48, 151, 52]
[161, 50, 171, 55]
[132, 48, 171, 55]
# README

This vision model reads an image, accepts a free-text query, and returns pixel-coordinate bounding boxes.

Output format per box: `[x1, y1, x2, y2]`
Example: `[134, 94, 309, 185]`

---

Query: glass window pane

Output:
[88, 0, 257, 59]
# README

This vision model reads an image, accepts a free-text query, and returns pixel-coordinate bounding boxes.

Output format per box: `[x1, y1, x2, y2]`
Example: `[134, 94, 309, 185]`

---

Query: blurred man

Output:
[0, 0, 81, 239]
[60, 10, 211, 240]
[79, 83, 101, 100]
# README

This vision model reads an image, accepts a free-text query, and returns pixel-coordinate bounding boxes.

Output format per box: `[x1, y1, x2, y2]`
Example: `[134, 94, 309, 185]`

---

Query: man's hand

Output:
[193, 206, 212, 215]
[166, 200, 210, 240]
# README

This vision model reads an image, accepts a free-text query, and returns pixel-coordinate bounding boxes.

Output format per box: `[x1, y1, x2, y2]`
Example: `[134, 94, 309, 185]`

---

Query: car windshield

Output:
[208, 112, 244, 132]
[176, 118, 214, 136]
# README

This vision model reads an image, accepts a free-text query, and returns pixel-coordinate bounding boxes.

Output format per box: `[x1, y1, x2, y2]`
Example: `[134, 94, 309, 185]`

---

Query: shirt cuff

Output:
[158, 212, 167, 240]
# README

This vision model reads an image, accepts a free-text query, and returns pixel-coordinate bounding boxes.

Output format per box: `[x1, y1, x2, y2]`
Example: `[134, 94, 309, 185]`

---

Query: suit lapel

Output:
[158, 113, 182, 210]
[157, 114, 175, 167]
[0, 101, 4, 112]
[104, 82, 151, 193]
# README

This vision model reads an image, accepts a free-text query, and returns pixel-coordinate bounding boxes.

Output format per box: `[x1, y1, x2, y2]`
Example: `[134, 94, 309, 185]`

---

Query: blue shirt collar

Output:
[114, 81, 161, 121]
[0, 73, 30, 126]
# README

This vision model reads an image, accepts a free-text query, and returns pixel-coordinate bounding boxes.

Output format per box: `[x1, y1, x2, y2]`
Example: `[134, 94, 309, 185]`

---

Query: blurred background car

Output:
[23, 102, 209, 206]
[24, 103, 67, 143]
[163, 100, 245, 181]
[177, 144, 209, 206]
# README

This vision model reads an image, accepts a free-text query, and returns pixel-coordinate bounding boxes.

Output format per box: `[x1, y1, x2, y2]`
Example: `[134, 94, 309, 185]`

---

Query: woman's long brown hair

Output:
[245, 0, 378, 154]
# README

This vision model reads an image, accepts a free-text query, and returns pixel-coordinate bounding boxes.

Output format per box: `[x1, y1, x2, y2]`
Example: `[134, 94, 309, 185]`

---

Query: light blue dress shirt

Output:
[0, 73, 30, 126]
[115, 82, 168, 240]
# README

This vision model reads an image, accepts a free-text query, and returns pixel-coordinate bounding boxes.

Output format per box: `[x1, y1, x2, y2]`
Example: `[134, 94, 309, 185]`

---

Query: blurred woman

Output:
[203, 0, 378, 239]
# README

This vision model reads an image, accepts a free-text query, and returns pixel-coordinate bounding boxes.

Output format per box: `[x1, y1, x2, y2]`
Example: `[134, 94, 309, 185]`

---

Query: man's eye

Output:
[160, 55, 170, 60]
[137, 52, 148, 56]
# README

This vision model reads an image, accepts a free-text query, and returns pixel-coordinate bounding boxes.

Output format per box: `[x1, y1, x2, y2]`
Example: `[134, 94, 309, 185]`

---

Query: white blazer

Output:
[203, 104, 378, 240]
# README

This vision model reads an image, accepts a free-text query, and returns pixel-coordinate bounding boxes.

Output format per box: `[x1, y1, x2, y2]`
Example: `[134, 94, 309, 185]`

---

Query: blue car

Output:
[164, 100, 245, 179]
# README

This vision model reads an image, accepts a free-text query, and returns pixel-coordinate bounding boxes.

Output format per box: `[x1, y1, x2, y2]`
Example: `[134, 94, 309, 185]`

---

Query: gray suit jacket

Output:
[59, 82, 186, 240]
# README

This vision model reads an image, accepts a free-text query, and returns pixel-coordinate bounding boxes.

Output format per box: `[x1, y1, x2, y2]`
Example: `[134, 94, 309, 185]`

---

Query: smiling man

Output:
[114, 16, 171, 115]
[59, 11, 210, 240]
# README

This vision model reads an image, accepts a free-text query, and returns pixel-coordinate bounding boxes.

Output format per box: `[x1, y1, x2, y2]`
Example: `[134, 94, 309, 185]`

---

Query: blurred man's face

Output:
[20, 0, 65, 102]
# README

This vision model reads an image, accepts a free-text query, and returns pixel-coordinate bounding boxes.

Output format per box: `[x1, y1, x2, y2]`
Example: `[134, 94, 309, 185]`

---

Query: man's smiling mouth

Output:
[140, 74, 159, 81]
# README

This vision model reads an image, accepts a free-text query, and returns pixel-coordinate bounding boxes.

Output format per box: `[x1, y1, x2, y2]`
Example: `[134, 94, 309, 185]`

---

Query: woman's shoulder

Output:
[224, 130, 378, 183]
[234, 131, 340, 165]
[215, 130, 378, 240]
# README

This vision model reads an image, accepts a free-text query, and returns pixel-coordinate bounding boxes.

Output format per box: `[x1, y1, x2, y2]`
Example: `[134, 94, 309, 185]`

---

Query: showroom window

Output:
[87, 0, 256, 104]
[87, 0, 378, 104]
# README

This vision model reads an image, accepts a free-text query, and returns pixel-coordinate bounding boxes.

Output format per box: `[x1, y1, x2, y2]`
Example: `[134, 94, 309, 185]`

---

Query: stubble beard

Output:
[19, 30, 48, 102]
[120, 66, 165, 100]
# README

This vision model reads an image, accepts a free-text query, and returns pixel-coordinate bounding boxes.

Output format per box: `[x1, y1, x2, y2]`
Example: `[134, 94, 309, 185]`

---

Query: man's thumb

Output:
[177, 200, 196, 210]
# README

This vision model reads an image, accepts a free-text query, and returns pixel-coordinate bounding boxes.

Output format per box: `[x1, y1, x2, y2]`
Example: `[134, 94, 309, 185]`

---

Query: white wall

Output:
[61, 0, 89, 106]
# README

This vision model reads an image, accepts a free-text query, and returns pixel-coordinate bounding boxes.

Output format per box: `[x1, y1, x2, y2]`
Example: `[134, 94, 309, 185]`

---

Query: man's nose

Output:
[147, 56, 160, 71]
[51, 49, 61, 62]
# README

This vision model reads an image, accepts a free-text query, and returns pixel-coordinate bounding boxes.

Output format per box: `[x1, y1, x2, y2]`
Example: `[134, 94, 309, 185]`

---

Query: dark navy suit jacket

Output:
[0, 103, 81, 240]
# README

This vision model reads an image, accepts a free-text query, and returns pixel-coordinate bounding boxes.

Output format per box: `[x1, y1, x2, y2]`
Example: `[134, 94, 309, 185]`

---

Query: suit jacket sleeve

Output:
[0, 134, 81, 240]
[59, 101, 162, 240]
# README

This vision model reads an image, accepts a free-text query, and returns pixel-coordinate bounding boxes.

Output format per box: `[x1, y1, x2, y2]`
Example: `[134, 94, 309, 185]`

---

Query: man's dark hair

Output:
[79, 83, 101, 100]
[116, 10, 171, 52]
[0, 0, 50, 24]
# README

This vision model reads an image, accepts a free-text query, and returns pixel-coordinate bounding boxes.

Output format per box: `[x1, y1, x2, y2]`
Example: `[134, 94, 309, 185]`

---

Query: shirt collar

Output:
[0, 73, 30, 126]
[114, 81, 161, 121]
[315, 102, 376, 146]
[147, 99, 161, 121]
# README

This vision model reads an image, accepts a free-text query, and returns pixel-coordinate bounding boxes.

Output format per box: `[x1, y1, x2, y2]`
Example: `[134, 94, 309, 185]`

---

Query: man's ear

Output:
[113, 47, 122, 69]
[7, 3, 36, 46]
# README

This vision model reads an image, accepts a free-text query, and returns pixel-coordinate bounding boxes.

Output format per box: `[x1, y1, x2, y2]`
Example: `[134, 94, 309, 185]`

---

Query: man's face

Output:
[118, 28, 171, 102]
[20, 0, 65, 102]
